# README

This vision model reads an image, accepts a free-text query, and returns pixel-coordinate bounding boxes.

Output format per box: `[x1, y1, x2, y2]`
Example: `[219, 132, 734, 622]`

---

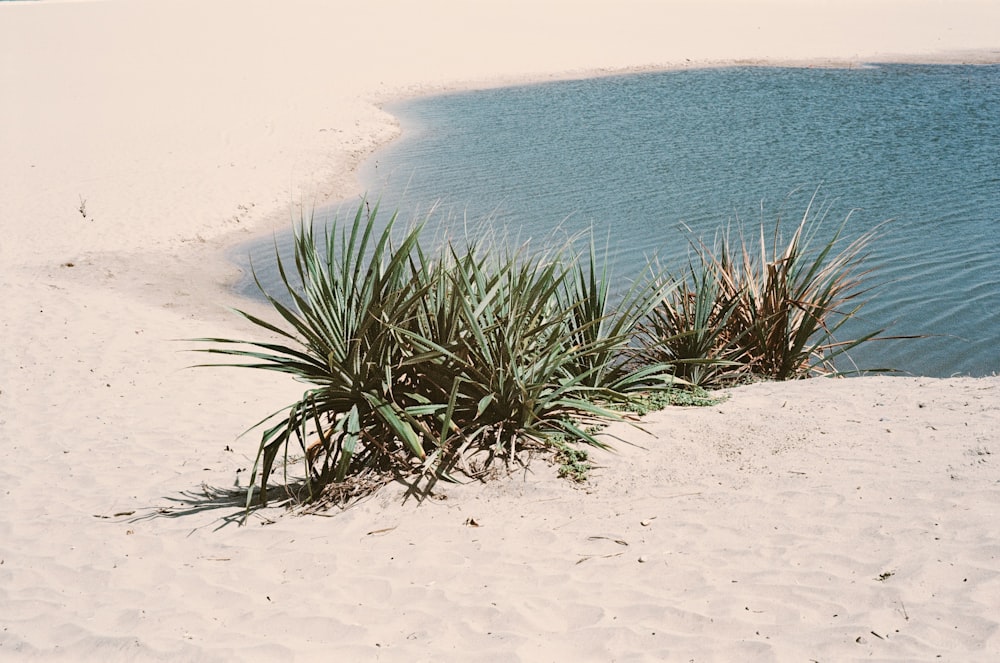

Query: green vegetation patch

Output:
[192, 192, 895, 516]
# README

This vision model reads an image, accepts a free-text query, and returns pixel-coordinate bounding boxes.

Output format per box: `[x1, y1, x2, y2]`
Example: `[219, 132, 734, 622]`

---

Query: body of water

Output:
[236, 64, 999, 378]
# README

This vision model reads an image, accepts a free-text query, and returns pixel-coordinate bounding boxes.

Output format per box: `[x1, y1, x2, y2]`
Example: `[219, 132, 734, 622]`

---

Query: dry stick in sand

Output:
[577, 535, 630, 563]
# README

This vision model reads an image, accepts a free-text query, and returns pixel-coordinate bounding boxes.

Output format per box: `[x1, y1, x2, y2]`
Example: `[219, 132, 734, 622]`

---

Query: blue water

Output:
[236, 64, 1000, 378]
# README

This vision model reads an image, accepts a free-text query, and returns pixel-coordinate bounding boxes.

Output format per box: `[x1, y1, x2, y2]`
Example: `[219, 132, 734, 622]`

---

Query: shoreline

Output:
[330, 57, 1000, 380]
[225, 56, 999, 381]
[270, 50, 1000, 226]
[223, 50, 1000, 295]
[2, 1, 998, 658]
[241, 50, 1000, 224]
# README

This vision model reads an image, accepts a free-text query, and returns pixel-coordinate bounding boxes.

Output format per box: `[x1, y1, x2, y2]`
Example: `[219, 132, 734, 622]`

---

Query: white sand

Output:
[1, 0, 998, 660]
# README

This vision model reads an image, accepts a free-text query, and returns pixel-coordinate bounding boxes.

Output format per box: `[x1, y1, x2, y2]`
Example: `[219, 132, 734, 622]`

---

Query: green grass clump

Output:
[555, 443, 592, 483]
[633, 193, 896, 387]
[194, 201, 675, 510]
[194, 193, 896, 512]
[624, 387, 724, 414]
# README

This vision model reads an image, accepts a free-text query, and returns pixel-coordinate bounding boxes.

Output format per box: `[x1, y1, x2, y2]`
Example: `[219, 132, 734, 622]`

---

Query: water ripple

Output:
[235, 65, 1000, 377]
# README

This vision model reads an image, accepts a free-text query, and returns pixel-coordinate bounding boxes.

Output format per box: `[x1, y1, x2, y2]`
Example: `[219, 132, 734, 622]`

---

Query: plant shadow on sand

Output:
[127, 484, 258, 530]
[136, 446, 550, 529]
[137, 471, 410, 529]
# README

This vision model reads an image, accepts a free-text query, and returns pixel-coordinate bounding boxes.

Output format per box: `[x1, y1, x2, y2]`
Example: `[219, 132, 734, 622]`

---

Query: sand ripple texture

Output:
[2, 0, 999, 661]
[1, 362, 997, 661]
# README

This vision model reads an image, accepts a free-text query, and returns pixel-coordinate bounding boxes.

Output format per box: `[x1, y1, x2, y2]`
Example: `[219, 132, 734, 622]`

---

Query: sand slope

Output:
[1, 1, 998, 660]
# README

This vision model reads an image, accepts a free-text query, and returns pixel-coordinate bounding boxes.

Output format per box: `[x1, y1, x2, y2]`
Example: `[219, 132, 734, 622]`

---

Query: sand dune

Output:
[1, 1, 998, 660]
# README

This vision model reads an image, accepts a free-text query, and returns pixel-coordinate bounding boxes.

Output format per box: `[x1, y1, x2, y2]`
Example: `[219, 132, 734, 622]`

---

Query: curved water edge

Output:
[233, 64, 1000, 378]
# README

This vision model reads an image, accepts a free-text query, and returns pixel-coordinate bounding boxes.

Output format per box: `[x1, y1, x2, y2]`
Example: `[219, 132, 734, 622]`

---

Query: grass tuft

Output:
[192, 193, 899, 515]
[193, 201, 666, 512]
[633, 192, 897, 386]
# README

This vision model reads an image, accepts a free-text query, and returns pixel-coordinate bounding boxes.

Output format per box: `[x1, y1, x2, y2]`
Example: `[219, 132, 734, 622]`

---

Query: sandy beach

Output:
[1, 1, 998, 660]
